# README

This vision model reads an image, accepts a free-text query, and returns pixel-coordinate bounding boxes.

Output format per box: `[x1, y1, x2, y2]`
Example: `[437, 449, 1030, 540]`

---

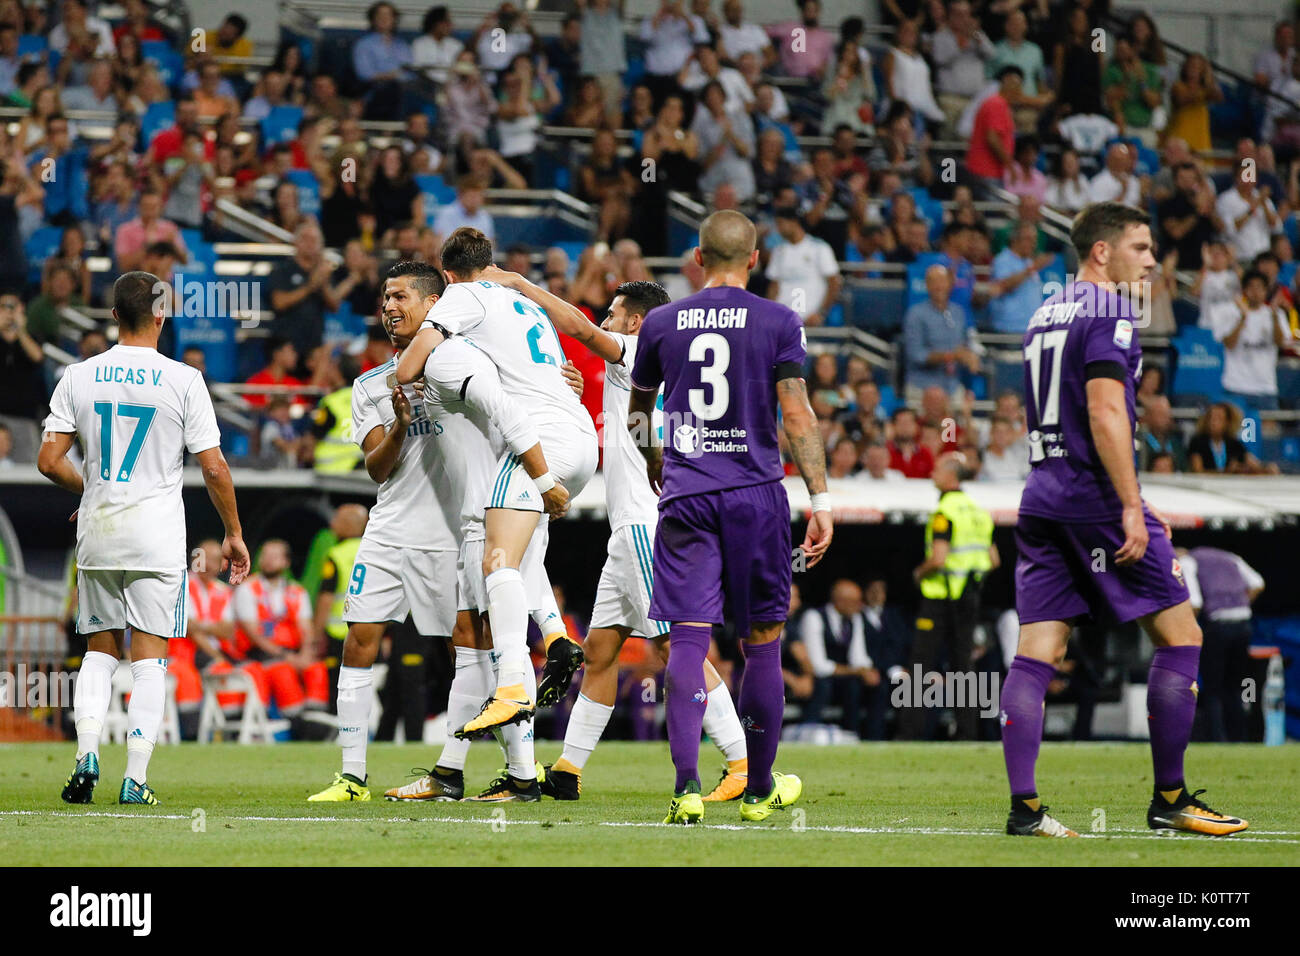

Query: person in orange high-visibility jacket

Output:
[175, 537, 272, 719]
[232, 539, 328, 717]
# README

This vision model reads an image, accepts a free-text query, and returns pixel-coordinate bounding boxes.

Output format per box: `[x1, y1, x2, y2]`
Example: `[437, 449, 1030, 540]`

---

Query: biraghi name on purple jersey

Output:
[630, 286, 806, 503]
[1018, 281, 1143, 523]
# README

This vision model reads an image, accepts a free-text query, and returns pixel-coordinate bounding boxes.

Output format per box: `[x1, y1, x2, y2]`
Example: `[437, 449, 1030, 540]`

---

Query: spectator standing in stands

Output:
[473, 3, 536, 83]
[353, 1, 413, 120]
[432, 175, 495, 243]
[904, 264, 978, 404]
[718, 0, 774, 67]
[370, 146, 423, 239]
[988, 10, 1046, 130]
[1166, 53, 1222, 154]
[1103, 35, 1164, 148]
[799, 579, 878, 735]
[412, 6, 463, 87]
[988, 221, 1052, 334]
[30, 114, 88, 226]
[979, 415, 1029, 480]
[494, 54, 560, 186]
[640, 0, 710, 100]
[931, 0, 995, 133]
[681, 42, 754, 114]
[577, 0, 629, 118]
[1136, 395, 1188, 473]
[0, 294, 43, 420]
[767, 0, 835, 80]
[1217, 167, 1281, 263]
[883, 17, 944, 129]
[547, 14, 584, 95]
[821, 41, 875, 135]
[1197, 239, 1241, 328]
[50, 0, 115, 55]
[765, 204, 842, 325]
[1050, 4, 1103, 121]
[113, 190, 188, 272]
[860, 579, 909, 739]
[963, 66, 1021, 194]
[886, 406, 934, 478]
[1187, 402, 1278, 475]
[268, 221, 343, 361]
[1180, 546, 1265, 743]
[1252, 20, 1294, 93]
[1158, 162, 1222, 272]
[443, 55, 496, 154]
[1088, 142, 1143, 207]
[1210, 270, 1289, 411]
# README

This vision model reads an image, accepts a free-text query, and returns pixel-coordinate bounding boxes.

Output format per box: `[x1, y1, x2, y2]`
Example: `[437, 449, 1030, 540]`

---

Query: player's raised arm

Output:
[777, 375, 833, 567]
[479, 264, 625, 364]
[1086, 375, 1147, 565]
[395, 324, 446, 384]
[194, 446, 250, 584]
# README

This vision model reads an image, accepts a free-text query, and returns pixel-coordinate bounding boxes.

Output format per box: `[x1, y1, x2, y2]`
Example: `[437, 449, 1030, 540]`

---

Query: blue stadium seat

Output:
[846, 284, 905, 333]
[24, 226, 62, 283]
[1286, 213, 1299, 251]
[1277, 362, 1300, 410]
[990, 357, 1022, 397]
[179, 229, 216, 276]
[1170, 326, 1225, 405]
[877, 384, 900, 416]
[261, 106, 304, 148]
[284, 168, 321, 217]
[140, 100, 175, 151]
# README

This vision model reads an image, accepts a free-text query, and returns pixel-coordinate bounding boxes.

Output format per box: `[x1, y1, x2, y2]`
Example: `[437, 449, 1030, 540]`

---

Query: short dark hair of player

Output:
[440, 228, 494, 278]
[614, 280, 670, 319]
[386, 260, 447, 299]
[1070, 202, 1150, 263]
[112, 271, 163, 333]
[698, 210, 757, 270]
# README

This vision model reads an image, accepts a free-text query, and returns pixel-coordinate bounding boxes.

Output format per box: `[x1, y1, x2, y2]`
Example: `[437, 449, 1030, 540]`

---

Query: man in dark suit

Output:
[861, 579, 911, 739]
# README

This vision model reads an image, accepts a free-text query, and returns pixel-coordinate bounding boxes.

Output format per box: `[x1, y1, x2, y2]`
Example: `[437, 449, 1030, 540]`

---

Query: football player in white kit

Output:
[308, 262, 583, 803]
[38, 271, 250, 806]
[481, 270, 751, 802]
[396, 229, 598, 757]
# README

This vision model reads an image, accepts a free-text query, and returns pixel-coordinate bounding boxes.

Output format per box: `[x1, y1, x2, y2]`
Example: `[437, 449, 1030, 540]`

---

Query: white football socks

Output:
[559, 693, 615, 771]
[484, 567, 530, 691]
[704, 683, 747, 763]
[439, 647, 493, 772]
[124, 658, 166, 783]
[73, 650, 117, 760]
[501, 664, 538, 779]
[531, 589, 565, 639]
[336, 665, 373, 781]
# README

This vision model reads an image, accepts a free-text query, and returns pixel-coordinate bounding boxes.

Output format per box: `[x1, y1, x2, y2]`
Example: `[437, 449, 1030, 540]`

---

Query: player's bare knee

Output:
[582, 629, 620, 671]
[342, 626, 382, 667]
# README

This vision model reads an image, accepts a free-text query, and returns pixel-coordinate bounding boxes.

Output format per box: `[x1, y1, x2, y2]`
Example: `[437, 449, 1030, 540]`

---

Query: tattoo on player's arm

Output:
[777, 377, 827, 494]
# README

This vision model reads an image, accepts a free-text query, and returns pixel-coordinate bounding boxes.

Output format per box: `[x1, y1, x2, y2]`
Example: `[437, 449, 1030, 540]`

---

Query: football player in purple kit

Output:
[627, 210, 833, 824]
[1004, 202, 1248, 838]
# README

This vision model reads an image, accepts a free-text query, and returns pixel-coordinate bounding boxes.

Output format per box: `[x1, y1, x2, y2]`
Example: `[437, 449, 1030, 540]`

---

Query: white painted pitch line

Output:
[2, 810, 1297, 844]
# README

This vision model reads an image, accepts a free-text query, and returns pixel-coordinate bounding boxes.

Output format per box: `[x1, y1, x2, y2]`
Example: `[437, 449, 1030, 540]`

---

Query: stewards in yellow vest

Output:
[899, 454, 999, 741]
[311, 357, 363, 473]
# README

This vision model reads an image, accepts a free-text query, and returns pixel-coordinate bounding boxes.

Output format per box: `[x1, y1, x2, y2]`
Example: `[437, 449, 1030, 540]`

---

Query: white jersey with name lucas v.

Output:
[44, 344, 221, 571]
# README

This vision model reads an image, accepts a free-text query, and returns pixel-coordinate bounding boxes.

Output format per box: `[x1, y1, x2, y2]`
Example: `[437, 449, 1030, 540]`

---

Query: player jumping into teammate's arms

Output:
[1004, 201, 1247, 838]
[395, 229, 598, 802]
[479, 268, 752, 802]
[627, 211, 833, 824]
[310, 262, 582, 802]
[39, 271, 250, 806]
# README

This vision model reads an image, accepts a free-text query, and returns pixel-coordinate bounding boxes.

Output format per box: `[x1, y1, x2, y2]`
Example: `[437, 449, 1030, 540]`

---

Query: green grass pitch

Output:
[1, 741, 1297, 866]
